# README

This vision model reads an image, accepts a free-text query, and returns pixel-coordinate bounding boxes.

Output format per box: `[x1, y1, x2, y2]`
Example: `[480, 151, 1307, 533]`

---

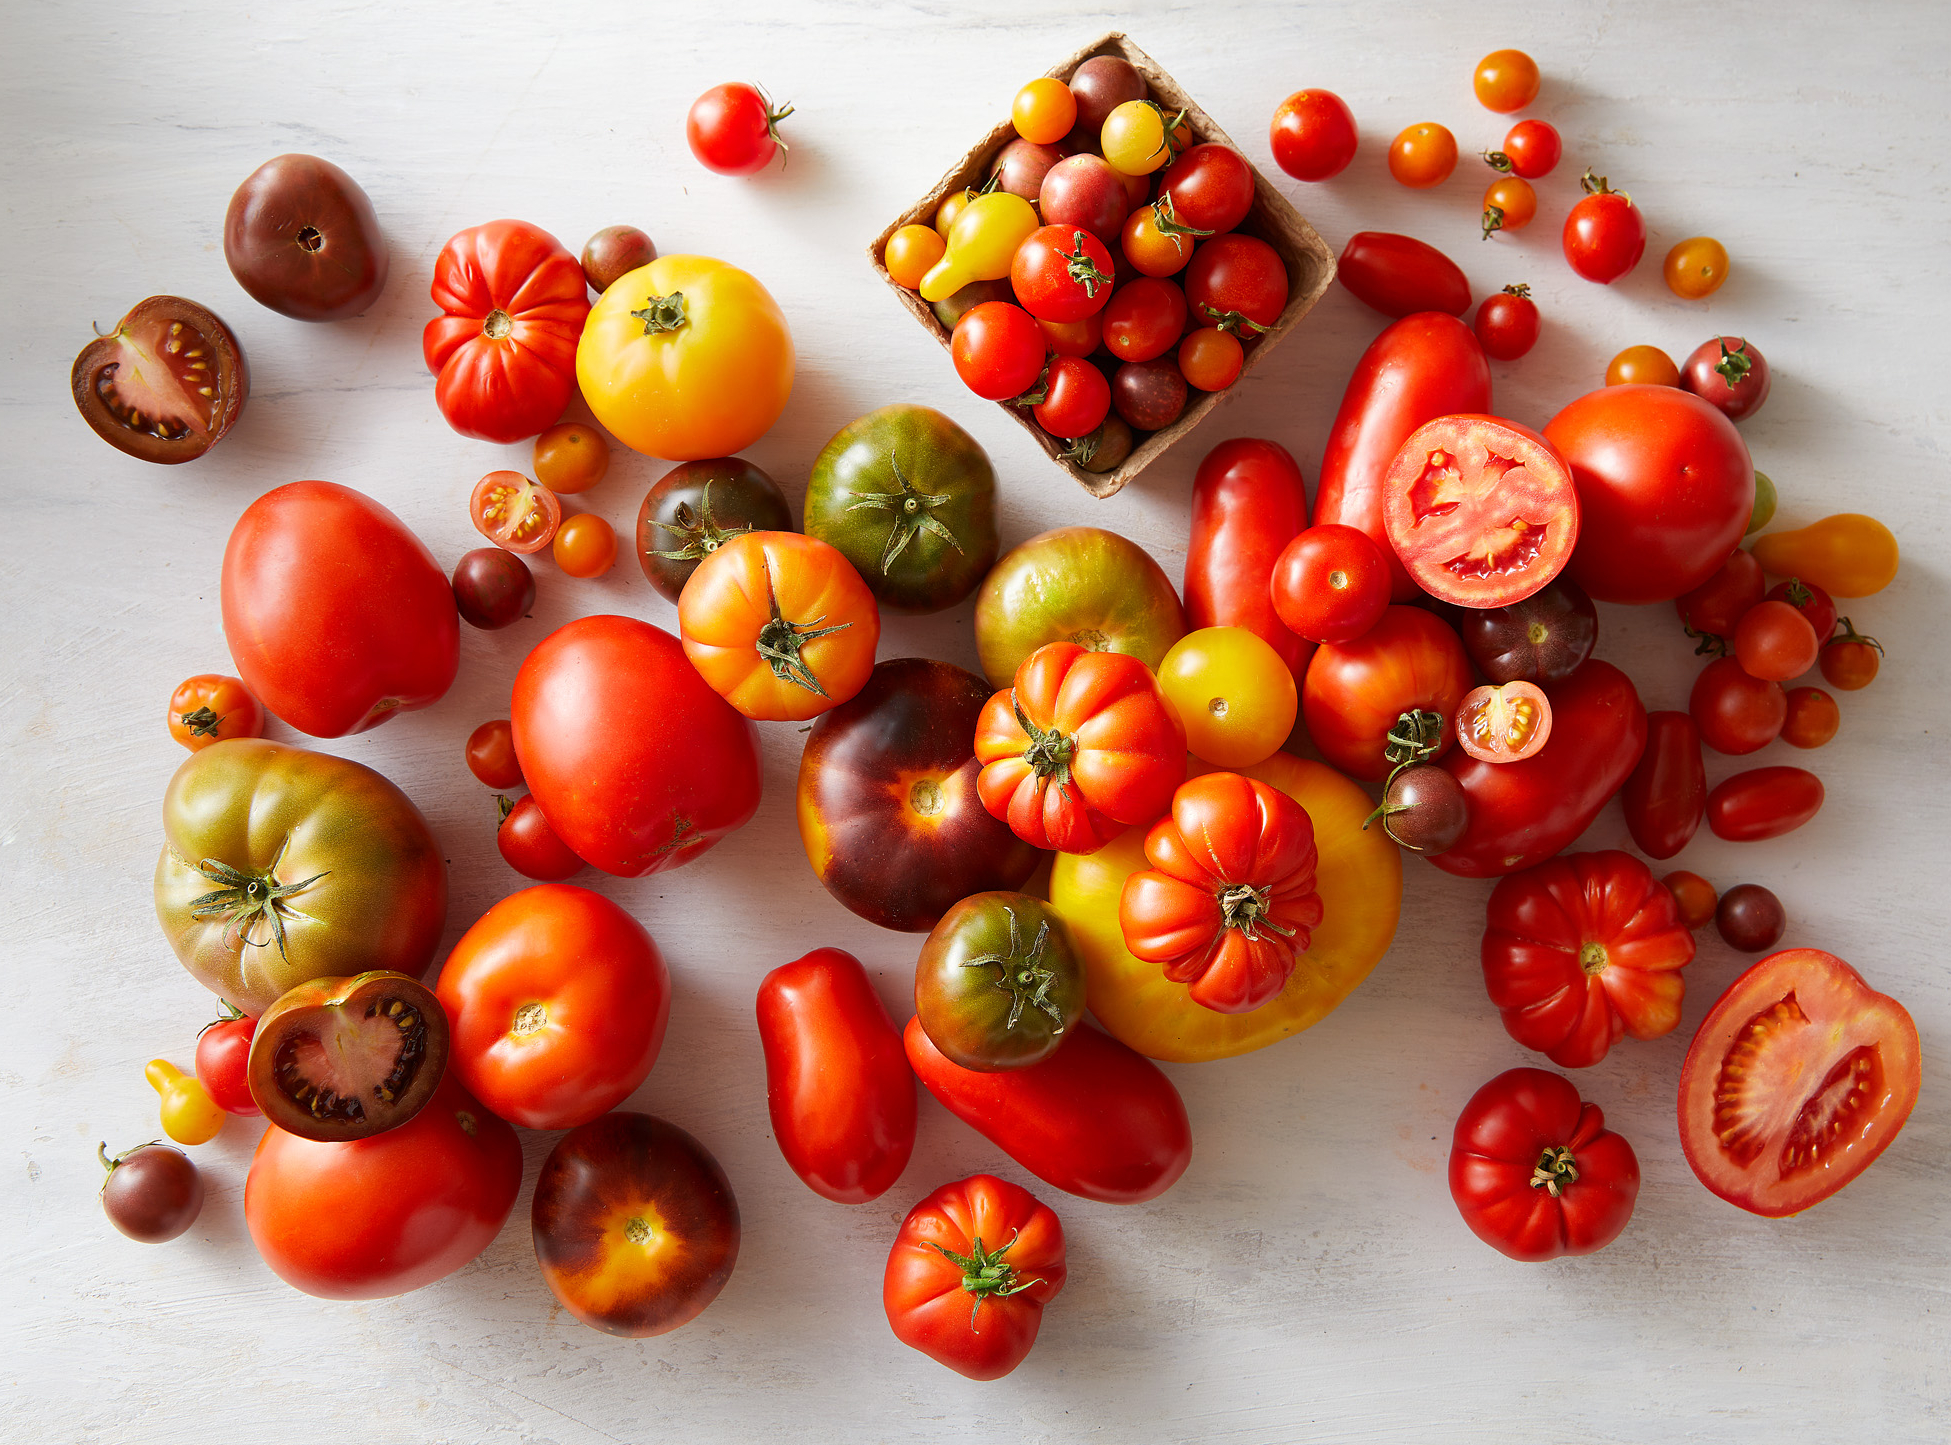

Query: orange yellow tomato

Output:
[1157, 627, 1296, 768]
[1012, 78, 1077, 145]
[167, 674, 264, 752]
[1752, 514, 1899, 597]
[884, 224, 947, 290]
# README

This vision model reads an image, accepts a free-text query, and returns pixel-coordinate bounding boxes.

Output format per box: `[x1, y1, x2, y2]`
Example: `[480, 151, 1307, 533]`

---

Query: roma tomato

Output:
[1269, 88, 1358, 181]
[1457, 578, 1597, 685]
[1706, 766, 1824, 841]
[1482, 851, 1696, 1068]
[635, 456, 792, 605]
[436, 885, 671, 1131]
[422, 220, 589, 443]
[1449, 1068, 1640, 1261]
[167, 674, 264, 752]
[757, 949, 915, 1204]
[1682, 336, 1770, 422]
[884, 1175, 1066, 1381]
[1455, 682, 1553, 764]
[1336, 232, 1471, 318]
[497, 794, 587, 882]
[951, 301, 1046, 400]
[974, 526, 1187, 687]
[1157, 144, 1254, 234]
[1678, 950, 1919, 1217]
[679, 531, 880, 721]
[1156, 627, 1297, 769]
[916, 893, 1086, 1071]
[245, 1074, 521, 1300]
[1431, 660, 1648, 879]
[686, 82, 791, 175]
[1185, 439, 1310, 684]
[511, 615, 761, 876]
[1690, 656, 1786, 755]
[1620, 712, 1706, 859]
[1302, 606, 1474, 782]
[1010, 225, 1115, 322]
[1315, 313, 1493, 601]
[221, 481, 459, 738]
[904, 1017, 1191, 1204]
[195, 1005, 258, 1116]
[1562, 170, 1646, 284]
[1752, 514, 1901, 598]
[1270, 524, 1391, 647]
[577, 254, 793, 460]
[1183, 233, 1288, 335]
[1474, 284, 1540, 361]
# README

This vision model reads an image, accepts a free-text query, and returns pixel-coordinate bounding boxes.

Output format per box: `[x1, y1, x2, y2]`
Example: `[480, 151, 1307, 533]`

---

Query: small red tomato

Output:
[1562, 170, 1646, 284]
[1662, 870, 1719, 931]
[1183, 233, 1288, 336]
[1269, 524, 1391, 645]
[1156, 144, 1255, 235]
[497, 794, 586, 881]
[1681, 336, 1771, 422]
[1177, 326, 1244, 391]
[1819, 619, 1883, 690]
[951, 302, 1046, 400]
[1487, 119, 1562, 179]
[1675, 548, 1766, 643]
[470, 471, 561, 554]
[1103, 277, 1189, 362]
[1690, 656, 1787, 755]
[1031, 355, 1111, 440]
[195, 1007, 260, 1116]
[465, 719, 523, 789]
[686, 82, 792, 176]
[1763, 577, 1838, 645]
[1269, 89, 1359, 181]
[1733, 599, 1819, 681]
[1010, 224, 1116, 323]
[1781, 687, 1840, 748]
[1474, 49, 1541, 113]
[1389, 123, 1458, 188]
[1482, 176, 1537, 238]
[1474, 284, 1540, 360]
[167, 674, 266, 752]
[1706, 766, 1824, 842]
[1455, 682, 1553, 763]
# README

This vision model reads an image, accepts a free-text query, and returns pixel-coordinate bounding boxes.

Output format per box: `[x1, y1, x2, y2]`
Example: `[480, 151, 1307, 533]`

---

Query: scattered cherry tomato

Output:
[1473, 49, 1541, 112]
[552, 513, 617, 579]
[883, 224, 947, 290]
[1819, 618, 1883, 690]
[1755, 515, 1901, 601]
[951, 302, 1045, 400]
[1665, 237, 1730, 299]
[533, 422, 609, 494]
[470, 470, 561, 554]
[146, 1059, 225, 1145]
[452, 547, 535, 630]
[1012, 77, 1076, 144]
[1605, 344, 1679, 388]
[167, 674, 264, 752]
[465, 719, 523, 789]
[1621, 711, 1706, 860]
[1178, 327, 1244, 391]
[1485, 119, 1561, 179]
[194, 1005, 259, 1117]
[1781, 687, 1839, 749]
[1682, 336, 1771, 422]
[686, 82, 791, 175]
[1388, 123, 1458, 188]
[1663, 870, 1719, 931]
[1156, 627, 1298, 769]
[1482, 175, 1537, 238]
[1103, 277, 1189, 362]
[1733, 600, 1819, 681]
[100, 1142, 203, 1243]
[580, 225, 656, 293]
[1474, 284, 1539, 360]
[1748, 471, 1778, 535]
[1707, 766, 1824, 842]
[497, 794, 586, 881]
[1563, 170, 1646, 283]
[1011, 224, 1115, 323]
[1716, 884, 1785, 953]
[1690, 655, 1786, 755]
[1455, 682, 1553, 764]
[1031, 355, 1111, 440]
[1269, 89, 1358, 181]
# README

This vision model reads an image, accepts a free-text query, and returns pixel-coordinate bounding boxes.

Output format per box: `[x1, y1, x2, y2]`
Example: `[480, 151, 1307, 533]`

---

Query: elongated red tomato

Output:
[904, 1017, 1191, 1204]
[757, 949, 916, 1204]
[1706, 766, 1824, 841]
[1302, 606, 1474, 781]
[1620, 711, 1705, 859]
[1315, 313, 1493, 600]
[1185, 438, 1311, 685]
[1336, 232, 1471, 318]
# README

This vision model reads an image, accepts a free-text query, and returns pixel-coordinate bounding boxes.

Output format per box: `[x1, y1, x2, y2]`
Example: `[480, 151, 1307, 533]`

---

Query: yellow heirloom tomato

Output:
[1157, 626, 1297, 769]
[576, 254, 793, 462]
[1048, 751, 1400, 1062]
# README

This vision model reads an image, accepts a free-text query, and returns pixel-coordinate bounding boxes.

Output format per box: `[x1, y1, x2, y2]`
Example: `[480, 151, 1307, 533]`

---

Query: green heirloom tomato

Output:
[804, 405, 998, 615]
[974, 526, 1187, 687]
[154, 739, 448, 1017]
[636, 457, 794, 604]
[915, 893, 1086, 1071]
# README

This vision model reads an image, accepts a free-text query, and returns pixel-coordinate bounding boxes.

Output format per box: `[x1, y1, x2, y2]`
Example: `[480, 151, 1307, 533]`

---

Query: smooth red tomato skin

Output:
[1032, 356, 1110, 439]
[1498, 120, 1562, 179]
[1562, 188, 1646, 284]
[466, 719, 523, 789]
[1183, 233, 1289, 331]
[1706, 766, 1824, 842]
[1315, 313, 1493, 602]
[1271, 525, 1391, 646]
[1733, 600, 1819, 681]
[511, 615, 761, 877]
[1010, 224, 1116, 323]
[195, 1015, 260, 1116]
[1544, 385, 1754, 604]
[1620, 712, 1706, 860]
[1676, 548, 1766, 639]
[1690, 656, 1787, 755]
[1431, 660, 1648, 879]
[904, 1016, 1191, 1204]
[1302, 606, 1475, 782]
[1450, 1068, 1640, 1261]
[687, 83, 784, 175]
[1337, 232, 1470, 318]
[1157, 145, 1255, 234]
[437, 885, 670, 1131]
[497, 794, 587, 881]
[1269, 89, 1358, 181]
[1186, 439, 1312, 684]
[222, 481, 459, 738]
[952, 302, 1046, 400]
[422, 220, 590, 443]
[1474, 290, 1540, 360]
[757, 949, 916, 1205]
[245, 1074, 522, 1300]
[1103, 277, 1189, 363]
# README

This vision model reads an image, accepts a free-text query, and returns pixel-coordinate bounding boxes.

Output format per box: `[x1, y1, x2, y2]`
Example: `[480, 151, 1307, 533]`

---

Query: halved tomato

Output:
[470, 471, 561, 554]
[1455, 682, 1552, 763]
[1381, 415, 1579, 607]
[1677, 949, 1919, 1217]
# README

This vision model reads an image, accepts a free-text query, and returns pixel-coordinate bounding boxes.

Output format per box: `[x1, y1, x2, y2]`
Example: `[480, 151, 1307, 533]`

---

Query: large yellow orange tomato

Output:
[576, 254, 793, 461]
[1048, 751, 1400, 1062]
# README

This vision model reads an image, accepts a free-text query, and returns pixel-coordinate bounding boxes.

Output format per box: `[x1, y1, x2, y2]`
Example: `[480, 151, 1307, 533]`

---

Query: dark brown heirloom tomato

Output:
[452, 547, 535, 630]
[1456, 579, 1597, 685]
[1113, 357, 1189, 431]
[72, 297, 247, 463]
[915, 893, 1086, 1072]
[636, 457, 793, 603]
[246, 971, 450, 1142]
[223, 155, 388, 321]
[532, 1112, 740, 1338]
[1376, 763, 1469, 854]
[100, 1142, 202, 1243]
[797, 659, 1040, 932]
[581, 225, 657, 293]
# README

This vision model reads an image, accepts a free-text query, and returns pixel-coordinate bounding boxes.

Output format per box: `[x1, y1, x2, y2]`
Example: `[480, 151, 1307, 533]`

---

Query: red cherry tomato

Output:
[1562, 170, 1647, 283]
[686, 82, 791, 175]
[1706, 766, 1824, 841]
[1690, 656, 1787, 755]
[1337, 231, 1471, 318]
[1156, 144, 1255, 234]
[1474, 285, 1540, 360]
[1781, 686, 1840, 748]
[951, 302, 1046, 400]
[1488, 119, 1562, 179]
[1183, 233, 1288, 336]
[1682, 336, 1771, 422]
[1031, 355, 1111, 440]
[195, 1008, 260, 1116]
[1820, 619, 1883, 690]
[1185, 438, 1312, 684]
[1009, 224, 1116, 323]
[1620, 711, 1706, 860]
[1764, 577, 1838, 646]
[1270, 524, 1391, 646]
[1301, 606, 1475, 781]
[1675, 548, 1766, 642]
[497, 794, 587, 881]
[465, 719, 523, 789]
[552, 514, 618, 579]
[1455, 681, 1553, 763]
[470, 471, 561, 554]
[1269, 89, 1358, 181]
[1102, 277, 1188, 362]
[1733, 600, 1819, 682]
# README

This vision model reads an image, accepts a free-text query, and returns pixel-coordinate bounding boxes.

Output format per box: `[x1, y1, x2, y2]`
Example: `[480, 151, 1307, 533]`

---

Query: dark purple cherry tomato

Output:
[1032, 356, 1112, 440]
[1474, 284, 1539, 360]
[497, 794, 586, 881]
[1715, 884, 1785, 952]
[1690, 657, 1786, 755]
[1620, 712, 1706, 860]
[1706, 767, 1824, 842]
[1377, 763, 1469, 854]
[1067, 56, 1146, 137]
[581, 226, 657, 293]
[1112, 358, 1189, 431]
[1456, 578, 1598, 685]
[452, 548, 536, 630]
[101, 1143, 203, 1243]
[1157, 145, 1255, 235]
[1682, 337, 1770, 422]
[1040, 155, 1131, 241]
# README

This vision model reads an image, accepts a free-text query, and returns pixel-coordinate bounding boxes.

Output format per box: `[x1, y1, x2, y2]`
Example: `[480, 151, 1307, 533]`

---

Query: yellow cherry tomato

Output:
[1751, 514, 1900, 597]
[934, 189, 976, 238]
[884, 224, 947, 290]
[1012, 77, 1077, 145]
[576, 254, 794, 462]
[552, 513, 617, 578]
[1102, 100, 1172, 175]
[1664, 236, 1730, 299]
[918, 191, 1039, 302]
[146, 1059, 225, 1145]
[1157, 627, 1296, 769]
[1048, 751, 1401, 1062]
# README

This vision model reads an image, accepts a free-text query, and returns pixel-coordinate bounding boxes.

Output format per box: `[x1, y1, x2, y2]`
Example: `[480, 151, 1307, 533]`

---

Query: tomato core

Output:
[1207, 696, 1227, 716]
[484, 309, 512, 340]
[511, 1002, 547, 1035]
[296, 226, 324, 253]
[909, 778, 944, 817]
[1328, 569, 1349, 590]
[625, 1216, 654, 1245]
[1531, 1146, 1579, 1196]
[1068, 628, 1110, 651]
[1579, 941, 1608, 975]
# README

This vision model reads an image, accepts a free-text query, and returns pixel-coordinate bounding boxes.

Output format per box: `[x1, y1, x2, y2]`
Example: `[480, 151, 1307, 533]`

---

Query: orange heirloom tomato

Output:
[679, 531, 879, 722]
[1118, 772, 1324, 1015]
[552, 513, 618, 578]
[1751, 513, 1899, 598]
[167, 674, 264, 752]
[1121, 202, 1198, 278]
[974, 641, 1186, 855]
[576, 254, 793, 462]
[884, 224, 947, 290]
[1456, 681, 1553, 763]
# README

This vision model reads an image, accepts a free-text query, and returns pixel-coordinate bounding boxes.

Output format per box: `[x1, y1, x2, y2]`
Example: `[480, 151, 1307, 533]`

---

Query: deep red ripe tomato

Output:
[1389, 123, 1458, 187]
[1040, 154, 1131, 242]
[1781, 686, 1840, 748]
[1270, 524, 1391, 646]
[1663, 870, 1719, 931]
[1488, 119, 1562, 179]
[195, 1007, 259, 1116]
[1031, 355, 1111, 439]
[1269, 89, 1358, 181]
[1178, 327, 1244, 390]
[245, 1074, 522, 1299]
[1733, 600, 1819, 681]
[1620, 711, 1706, 860]
[1010, 224, 1116, 323]
[1482, 176, 1537, 238]
[1103, 277, 1189, 362]
[1764, 577, 1838, 646]
[1482, 851, 1696, 1068]
[1543, 385, 1754, 604]
[1562, 171, 1647, 283]
[1675, 547, 1765, 642]
[470, 471, 561, 554]
[1157, 144, 1255, 234]
[1678, 949, 1919, 1217]
[465, 719, 523, 789]
[1183, 233, 1289, 336]
[1682, 336, 1771, 422]
[497, 794, 586, 881]
[1302, 605, 1475, 782]
[1706, 766, 1824, 841]
[1474, 49, 1541, 112]
[1474, 285, 1540, 360]
[436, 884, 670, 1130]
[883, 1174, 1066, 1381]
[1450, 1067, 1639, 1261]
[757, 949, 915, 1204]
[1037, 311, 1103, 357]
[1112, 358, 1189, 431]
[1336, 232, 1471, 318]
[1455, 681, 1553, 763]
[1820, 619, 1883, 690]
[1185, 438, 1312, 683]
[951, 302, 1046, 400]
[221, 481, 459, 738]
[686, 82, 791, 175]
[1690, 656, 1787, 755]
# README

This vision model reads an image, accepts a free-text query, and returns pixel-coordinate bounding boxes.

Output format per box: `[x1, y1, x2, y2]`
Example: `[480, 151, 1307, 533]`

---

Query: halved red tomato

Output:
[1455, 682, 1552, 763]
[470, 471, 561, 554]
[1678, 949, 1919, 1217]
[1381, 415, 1579, 607]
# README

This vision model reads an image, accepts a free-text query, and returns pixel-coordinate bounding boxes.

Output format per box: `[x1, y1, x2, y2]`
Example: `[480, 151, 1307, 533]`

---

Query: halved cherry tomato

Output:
[1706, 766, 1824, 841]
[1620, 712, 1705, 859]
[1455, 681, 1552, 763]
[470, 471, 561, 554]
[168, 674, 264, 752]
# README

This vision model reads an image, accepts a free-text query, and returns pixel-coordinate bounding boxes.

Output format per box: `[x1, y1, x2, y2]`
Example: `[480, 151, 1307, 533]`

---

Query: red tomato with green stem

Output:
[1178, 327, 1243, 390]
[1682, 336, 1770, 422]
[951, 302, 1046, 400]
[497, 794, 586, 881]
[1690, 656, 1786, 755]
[1270, 524, 1390, 646]
[686, 82, 792, 175]
[1184, 233, 1288, 335]
[1707, 766, 1824, 841]
[195, 1005, 258, 1116]
[1186, 439, 1312, 684]
[1765, 578, 1837, 646]
[167, 675, 264, 753]
[1485, 120, 1561, 179]
[1121, 201, 1200, 278]
[1336, 232, 1470, 319]
[1302, 606, 1475, 782]
[1269, 89, 1358, 181]
[1103, 277, 1188, 362]
[1474, 285, 1539, 360]
[1030, 355, 1110, 439]
[1010, 225, 1116, 323]
[1562, 170, 1646, 284]
[1620, 712, 1706, 860]
[1156, 144, 1255, 234]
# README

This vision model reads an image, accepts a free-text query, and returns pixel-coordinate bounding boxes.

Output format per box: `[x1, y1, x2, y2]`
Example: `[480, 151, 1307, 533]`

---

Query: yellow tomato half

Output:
[1048, 751, 1400, 1062]
[576, 254, 793, 462]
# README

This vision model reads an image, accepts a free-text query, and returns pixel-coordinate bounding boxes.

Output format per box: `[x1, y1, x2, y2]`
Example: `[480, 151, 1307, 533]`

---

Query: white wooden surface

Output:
[6, 2, 1948, 1441]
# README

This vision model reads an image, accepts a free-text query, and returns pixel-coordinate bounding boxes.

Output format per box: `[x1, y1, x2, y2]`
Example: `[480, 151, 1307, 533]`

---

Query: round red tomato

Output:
[1178, 327, 1244, 390]
[1690, 656, 1787, 755]
[1010, 224, 1115, 323]
[1302, 606, 1475, 782]
[1270, 524, 1390, 646]
[245, 1074, 522, 1299]
[1183, 233, 1288, 335]
[1454, 681, 1552, 763]
[951, 301, 1046, 400]
[1562, 171, 1646, 284]
[686, 82, 790, 175]
[1678, 949, 1919, 1217]
[1733, 600, 1819, 681]
[1156, 144, 1254, 234]
[465, 719, 522, 789]
[1675, 547, 1766, 641]
[195, 1007, 259, 1116]
[1032, 354, 1111, 439]
[497, 793, 586, 881]
[1491, 119, 1561, 179]
[1682, 336, 1771, 422]
[1474, 285, 1539, 360]
[436, 884, 671, 1130]
[1706, 766, 1824, 841]
[1103, 277, 1188, 362]
[1336, 232, 1470, 318]
[1269, 89, 1357, 181]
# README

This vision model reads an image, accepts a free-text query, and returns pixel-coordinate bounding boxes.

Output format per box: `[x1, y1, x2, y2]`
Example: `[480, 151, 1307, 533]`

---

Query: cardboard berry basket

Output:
[868, 31, 1337, 499]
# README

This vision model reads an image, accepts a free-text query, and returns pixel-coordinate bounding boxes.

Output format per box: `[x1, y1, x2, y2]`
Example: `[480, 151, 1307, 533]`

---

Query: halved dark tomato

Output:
[1381, 415, 1579, 607]
[1678, 949, 1919, 1217]
[245, 971, 451, 1141]
[71, 296, 249, 463]
[470, 471, 562, 553]
[1454, 682, 1552, 763]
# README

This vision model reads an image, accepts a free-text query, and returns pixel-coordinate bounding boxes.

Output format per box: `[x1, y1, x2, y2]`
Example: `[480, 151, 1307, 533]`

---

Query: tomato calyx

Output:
[178, 705, 226, 738]
[961, 905, 1070, 1033]
[841, 451, 964, 574]
[646, 481, 755, 566]
[1149, 193, 1215, 255]
[1362, 709, 1448, 834]
[1713, 337, 1755, 388]
[1530, 1144, 1580, 1197]
[1684, 623, 1731, 658]
[183, 846, 329, 962]
[1198, 304, 1271, 337]
[1482, 148, 1516, 174]
[1014, 361, 1052, 409]
[1013, 698, 1078, 789]
[494, 793, 516, 823]
[1061, 231, 1113, 297]
[1216, 882, 1297, 942]
[754, 569, 853, 698]
[927, 1230, 1042, 1329]
[1058, 425, 1102, 466]
[98, 1139, 167, 1183]
[197, 998, 249, 1038]
[1503, 283, 1532, 298]
[1481, 205, 1507, 240]
[1579, 167, 1626, 202]
[1828, 617, 1883, 655]
[629, 291, 689, 336]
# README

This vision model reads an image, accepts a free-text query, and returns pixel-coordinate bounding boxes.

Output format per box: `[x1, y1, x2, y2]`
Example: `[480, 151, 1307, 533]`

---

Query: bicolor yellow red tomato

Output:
[1156, 627, 1296, 769]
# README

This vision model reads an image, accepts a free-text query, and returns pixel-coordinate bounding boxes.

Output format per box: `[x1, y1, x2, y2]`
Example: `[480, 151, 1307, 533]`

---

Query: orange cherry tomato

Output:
[1456, 681, 1553, 762]
[533, 423, 610, 495]
[552, 513, 617, 578]
[884, 224, 947, 290]
[1038, 312, 1103, 357]
[1121, 203, 1197, 277]
[1389, 123, 1458, 188]
[1662, 870, 1719, 931]
[167, 674, 265, 752]
[1819, 618, 1883, 690]
[1605, 345, 1680, 388]
[1474, 50, 1541, 112]
[1178, 327, 1244, 391]
[1781, 687, 1840, 748]
[1012, 78, 1077, 145]
[1482, 176, 1537, 238]
[1664, 236, 1731, 299]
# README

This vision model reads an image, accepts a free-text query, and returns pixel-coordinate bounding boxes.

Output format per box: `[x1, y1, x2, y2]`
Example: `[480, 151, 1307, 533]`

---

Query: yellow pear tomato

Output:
[919, 192, 1038, 302]
[1751, 513, 1899, 598]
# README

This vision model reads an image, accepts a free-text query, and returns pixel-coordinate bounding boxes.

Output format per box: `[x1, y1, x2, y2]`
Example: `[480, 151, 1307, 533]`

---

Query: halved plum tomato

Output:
[1677, 948, 1920, 1217]
[72, 296, 249, 464]
[471, 471, 562, 554]
[1381, 415, 1579, 608]
[1455, 681, 1552, 763]
[245, 971, 450, 1142]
